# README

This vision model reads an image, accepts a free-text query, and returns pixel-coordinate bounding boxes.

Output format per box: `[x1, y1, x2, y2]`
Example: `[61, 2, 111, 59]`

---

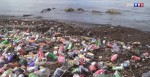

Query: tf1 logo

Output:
[126, 3, 144, 7]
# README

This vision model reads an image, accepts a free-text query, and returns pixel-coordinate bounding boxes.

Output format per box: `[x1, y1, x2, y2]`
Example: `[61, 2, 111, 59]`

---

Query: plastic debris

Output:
[0, 26, 149, 77]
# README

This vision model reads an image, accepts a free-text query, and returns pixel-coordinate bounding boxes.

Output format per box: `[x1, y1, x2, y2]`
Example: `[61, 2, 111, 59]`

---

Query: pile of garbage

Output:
[0, 26, 149, 77]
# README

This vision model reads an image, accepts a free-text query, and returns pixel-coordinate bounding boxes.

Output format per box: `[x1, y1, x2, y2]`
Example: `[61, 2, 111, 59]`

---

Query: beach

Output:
[0, 0, 150, 76]
[0, 15, 149, 77]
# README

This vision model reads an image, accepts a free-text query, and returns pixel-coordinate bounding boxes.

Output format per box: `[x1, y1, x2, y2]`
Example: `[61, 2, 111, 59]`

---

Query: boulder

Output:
[106, 9, 121, 14]
[23, 14, 32, 17]
[76, 8, 85, 12]
[41, 8, 54, 13]
[91, 10, 101, 13]
[65, 8, 75, 12]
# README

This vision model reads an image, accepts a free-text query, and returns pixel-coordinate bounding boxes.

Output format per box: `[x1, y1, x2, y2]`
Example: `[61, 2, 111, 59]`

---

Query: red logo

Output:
[140, 3, 144, 7]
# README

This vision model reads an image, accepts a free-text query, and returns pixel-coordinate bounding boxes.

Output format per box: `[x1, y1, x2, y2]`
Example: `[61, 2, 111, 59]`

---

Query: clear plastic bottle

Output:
[38, 66, 50, 77]
[52, 66, 66, 77]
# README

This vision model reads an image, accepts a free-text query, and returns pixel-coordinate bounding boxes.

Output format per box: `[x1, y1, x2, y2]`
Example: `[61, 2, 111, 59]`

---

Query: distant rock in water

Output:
[65, 8, 75, 12]
[106, 9, 121, 14]
[76, 8, 85, 12]
[41, 8, 55, 13]
[91, 10, 101, 13]
[23, 14, 32, 17]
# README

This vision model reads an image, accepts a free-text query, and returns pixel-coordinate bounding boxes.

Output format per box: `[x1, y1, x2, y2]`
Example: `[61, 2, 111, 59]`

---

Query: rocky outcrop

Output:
[106, 9, 121, 14]
[65, 8, 75, 12]
[76, 8, 85, 12]
[23, 14, 32, 17]
[91, 10, 101, 13]
[41, 8, 55, 13]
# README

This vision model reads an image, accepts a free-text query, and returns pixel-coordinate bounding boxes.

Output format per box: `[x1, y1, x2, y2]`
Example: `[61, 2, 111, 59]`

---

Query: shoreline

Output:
[0, 16, 150, 45]
[0, 15, 150, 32]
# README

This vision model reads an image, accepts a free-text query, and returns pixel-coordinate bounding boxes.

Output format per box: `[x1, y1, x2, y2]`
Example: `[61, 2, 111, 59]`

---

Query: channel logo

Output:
[126, 3, 144, 7]
[134, 3, 144, 7]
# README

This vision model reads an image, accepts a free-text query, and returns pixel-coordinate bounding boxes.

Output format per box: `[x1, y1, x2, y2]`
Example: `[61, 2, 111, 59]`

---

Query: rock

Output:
[23, 14, 32, 17]
[142, 71, 150, 77]
[65, 8, 75, 12]
[91, 10, 101, 13]
[76, 8, 85, 12]
[106, 9, 121, 14]
[41, 8, 54, 13]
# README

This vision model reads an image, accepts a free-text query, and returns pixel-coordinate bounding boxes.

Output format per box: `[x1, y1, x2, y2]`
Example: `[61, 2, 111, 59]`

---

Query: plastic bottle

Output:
[45, 52, 58, 61]
[142, 52, 149, 58]
[18, 74, 25, 77]
[24, 52, 35, 61]
[18, 48, 25, 55]
[67, 43, 73, 50]
[27, 66, 38, 73]
[0, 66, 5, 74]
[131, 56, 141, 60]
[95, 39, 101, 47]
[97, 62, 105, 69]
[37, 51, 44, 59]
[66, 58, 80, 67]
[0, 59, 5, 68]
[6, 53, 15, 63]
[94, 69, 105, 74]
[1, 38, 9, 44]
[19, 59, 28, 66]
[29, 73, 39, 77]
[86, 52, 94, 59]
[52, 66, 66, 77]
[89, 62, 96, 72]
[58, 55, 65, 64]
[1, 69, 12, 77]
[121, 60, 130, 68]
[73, 74, 80, 77]
[28, 61, 35, 66]
[2, 47, 9, 56]
[111, 43, 120, 53]
[38, 66, 50, 77]
[102, 37, 106, 44]
[79, 65, 89, 73]
[72, 68, 81, 73]
[111, 54, 118, 62]
[58, 44, 64, 52]
[112, 66, 123, 70]
[92, 44, 99, 50]
[114, 70, 122, 77]
[68, 52, 75, 58]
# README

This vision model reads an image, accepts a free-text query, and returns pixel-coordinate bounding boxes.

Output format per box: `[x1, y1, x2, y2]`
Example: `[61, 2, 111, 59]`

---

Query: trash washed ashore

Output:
[0, 18, 149, 77]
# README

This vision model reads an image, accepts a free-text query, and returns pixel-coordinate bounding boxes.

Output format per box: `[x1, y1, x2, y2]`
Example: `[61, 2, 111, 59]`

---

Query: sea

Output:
[0, 0, 150, 31]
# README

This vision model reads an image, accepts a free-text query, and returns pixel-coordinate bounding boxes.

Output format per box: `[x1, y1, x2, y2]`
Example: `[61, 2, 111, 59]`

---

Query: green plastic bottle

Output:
[29, 73, 39, 77]
[47, 52, 58, 61]
[72, 68, 80, 73]
[19, 59, 28, 66]
[67, 43, 73, 50]
[1, 39, 9, 44]
[95, 39, 101, 46]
